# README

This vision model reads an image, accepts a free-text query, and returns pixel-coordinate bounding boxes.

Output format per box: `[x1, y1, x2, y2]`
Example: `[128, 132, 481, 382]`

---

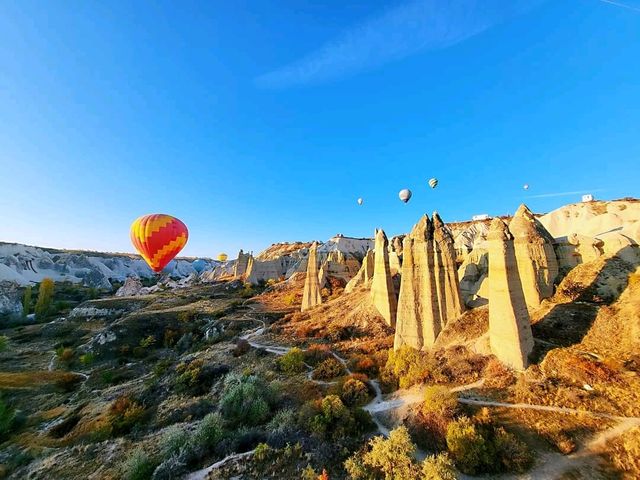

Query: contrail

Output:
[597, 0, 640, 13]
[526, 189, 605, 199]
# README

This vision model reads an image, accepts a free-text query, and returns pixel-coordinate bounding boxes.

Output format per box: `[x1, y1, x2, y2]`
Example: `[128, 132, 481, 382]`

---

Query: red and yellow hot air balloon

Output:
[130, 214, 188, 273]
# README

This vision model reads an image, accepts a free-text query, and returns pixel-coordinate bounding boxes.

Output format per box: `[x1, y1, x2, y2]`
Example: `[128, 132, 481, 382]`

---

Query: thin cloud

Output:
[597, 0, 640, 13]
[256, 0, 545, 88]
[526, 189, 605, 199]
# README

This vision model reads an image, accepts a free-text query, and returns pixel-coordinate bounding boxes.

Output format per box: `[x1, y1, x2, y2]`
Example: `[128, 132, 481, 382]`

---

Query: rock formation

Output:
[301, 242, 322, 311]
[509, 204, 559, 314]
[370, 229, 397, 327]
[394, 216, 441, 350]
[233, 250, 252, 278]
[487, 218, 534, 370]
[432, 212, 465, 329]
[344, 249, 374, 293]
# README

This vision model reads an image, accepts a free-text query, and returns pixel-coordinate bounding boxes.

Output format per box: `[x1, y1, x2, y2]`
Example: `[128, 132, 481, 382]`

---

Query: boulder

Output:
[487, 218, 533, 370]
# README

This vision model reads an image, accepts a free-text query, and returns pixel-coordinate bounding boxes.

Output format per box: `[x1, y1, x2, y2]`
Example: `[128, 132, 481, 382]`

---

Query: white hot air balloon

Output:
[399, 189, 412, 203]
[357, 198, 363, 205]
[523, 184, 529, 190]
[428, 178, 438, 189]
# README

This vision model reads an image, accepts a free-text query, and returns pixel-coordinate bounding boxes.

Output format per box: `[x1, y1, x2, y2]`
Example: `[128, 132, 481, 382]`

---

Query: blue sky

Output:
[1, 0, 639, 258]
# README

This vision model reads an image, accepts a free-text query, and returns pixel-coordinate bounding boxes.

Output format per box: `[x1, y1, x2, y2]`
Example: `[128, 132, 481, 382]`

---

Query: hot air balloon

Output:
[217, 253, 228, 262]
[428, 178, 438, 189]
[130, 214, 188, 273]
[399, 189, 412, 203]
[357, 198, 363, 205]
[192, 259, 206, 273]
[523, 184, 529, 190]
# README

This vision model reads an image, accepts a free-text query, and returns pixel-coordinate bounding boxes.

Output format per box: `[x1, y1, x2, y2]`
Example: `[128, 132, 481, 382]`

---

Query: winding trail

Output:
[186, 300, 640, 479]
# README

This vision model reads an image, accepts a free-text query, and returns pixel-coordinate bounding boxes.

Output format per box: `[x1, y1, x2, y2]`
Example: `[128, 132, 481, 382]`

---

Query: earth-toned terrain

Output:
[1, 199, 639, 479]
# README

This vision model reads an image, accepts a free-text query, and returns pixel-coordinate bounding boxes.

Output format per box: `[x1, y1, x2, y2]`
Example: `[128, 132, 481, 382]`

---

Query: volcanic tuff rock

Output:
[432, 212, 465, 328]
[394, 216, 441, 350]
[233, 250, 252, 278]
[509, 204, 559, 314]
[344, 249, 374, 293]
[487, 218, 534, 370]
[370, 230, 397, 327]
[301, 242, 322, 311]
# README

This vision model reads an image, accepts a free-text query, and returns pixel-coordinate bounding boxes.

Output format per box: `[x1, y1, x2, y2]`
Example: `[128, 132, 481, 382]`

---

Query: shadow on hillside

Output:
[532, 245, 639, 361]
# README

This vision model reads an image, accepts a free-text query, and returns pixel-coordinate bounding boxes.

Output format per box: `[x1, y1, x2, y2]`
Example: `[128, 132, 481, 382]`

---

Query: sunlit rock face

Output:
[370, 229, 397, 328]
[487, 218, 533, 371]
[509, 204, 559, 315]
[301, 242, 322, 312]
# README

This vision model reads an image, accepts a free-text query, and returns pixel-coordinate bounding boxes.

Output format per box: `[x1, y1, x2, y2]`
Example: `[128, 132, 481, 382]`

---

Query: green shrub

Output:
[345, 426, 419, 480]
[421, 386, 458, 418]
[312, 357, 345, 380]
[121, 448, 156, 480]
[384, 346, 432, 389]
[0, 335, 8, 353]
[0, 397, 16, 442]
[139, 335, 156, 348]
[254, 442, 271, 462]
[267, 408, 297, 435]
[56, 346, 75, 365]
[306, 395, 370, 440]
[192, 412, 224, 449]
[220, 374, 273, 427]
[493, 427, 533, 473]
[278, 347, 306, 374]
[35, 278, 55, 319]
[79, 352, 96, 366]
[446, 416, 495, 475]
[421, 453, 456, 480]
[159, 425, 189, 457]
[340, 378, 370, 407]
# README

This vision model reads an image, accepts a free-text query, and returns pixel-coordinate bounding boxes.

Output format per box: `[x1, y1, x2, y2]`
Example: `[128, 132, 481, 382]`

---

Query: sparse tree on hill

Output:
[22, 285, 32, 318]
[35, 278, 55, 320]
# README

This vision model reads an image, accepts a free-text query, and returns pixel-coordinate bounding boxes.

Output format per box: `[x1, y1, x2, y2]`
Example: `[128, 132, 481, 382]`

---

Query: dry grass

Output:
[603, 426, 640, 478]
[0, 371, 84, 389]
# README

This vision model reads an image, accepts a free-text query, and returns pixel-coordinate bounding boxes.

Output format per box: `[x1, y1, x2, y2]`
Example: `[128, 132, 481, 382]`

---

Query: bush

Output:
[345, 426, 418, 480]
[151, 452, 187, 480]
[35, 278, 55, 319]
[304, 344, 332, 366]
[493, 427, 533, 473]
[79, 352, 96, 366]
[483, 358, 516, 388]
[0, 335, 8, 353]
[446, 416, 495, 475]
[233, 338, 251, 357]
[107, 395, 146, 435]
[266, 408, 297, 436]
[159, 425, 189, 457]
[174, 360, 228, 395]
[220, 373, 274, 427]
[254, 442, 271, 462]
[421, 453, 456, 480]
[421, 386, 458, 418]
[340, 378, 370, 407]
[0, 397, 16, 442]
[192, 412, 224, 449]
[384, 346, 432, 389]
[283, 293, 297, 306]
[121, 448, 156, 480]
[278, 347, 306, 374]
[22, 285, 32, 317]
[305, 395, 373, 440]
[312, 357, 345, 380]
[56, 346, 75, 365]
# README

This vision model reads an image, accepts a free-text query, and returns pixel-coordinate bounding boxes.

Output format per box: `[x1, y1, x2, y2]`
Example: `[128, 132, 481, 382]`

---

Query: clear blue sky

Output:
[1, 0, 639, 257]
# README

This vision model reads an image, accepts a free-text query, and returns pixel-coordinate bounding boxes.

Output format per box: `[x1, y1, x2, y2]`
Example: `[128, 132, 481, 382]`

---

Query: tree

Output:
[22, 285, 32, 317]
[35, 278, 55, 320]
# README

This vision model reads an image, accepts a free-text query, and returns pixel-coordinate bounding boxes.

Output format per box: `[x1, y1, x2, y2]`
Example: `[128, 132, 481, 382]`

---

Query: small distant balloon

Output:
[523, 184, 529, 190]
[399, 189, 412, 203]
[428, 178, 438, 189]
[192, 259, 206, 273]
[357, 198, 363, 205]
[130, 214, 188, 273]
[217, 253, 228, 262]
